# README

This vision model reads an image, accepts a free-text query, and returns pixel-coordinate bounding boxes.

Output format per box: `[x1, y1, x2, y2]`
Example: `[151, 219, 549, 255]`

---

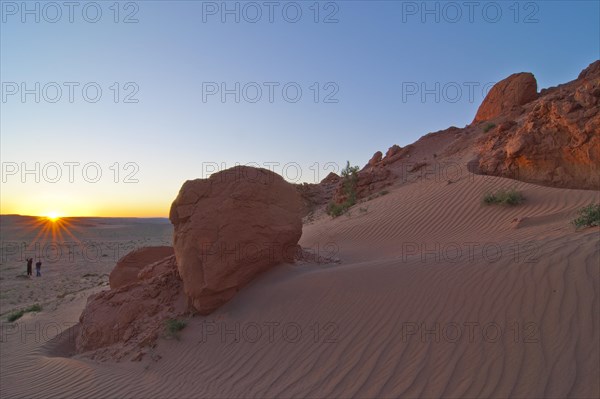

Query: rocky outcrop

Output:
[385, 145, 402, 159]
[368, 151, 383, 167]
[138, 255, 177, 281]
[169, 166, 303, 314]
[296, 172, 340, 216]
[109, 246, 174, 289]
[335, 145, 408, 203]
[477, 61, 600, 189]
[77, 254, 186, 360]
[354, 165, 393, 199]
[332, 62, 599, 197]
[473, 72, 538, 123]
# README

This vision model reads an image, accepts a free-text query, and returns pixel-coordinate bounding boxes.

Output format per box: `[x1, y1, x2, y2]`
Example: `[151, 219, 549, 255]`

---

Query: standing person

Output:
[26, 258, 33, 277]
[35, 259, 42, 277]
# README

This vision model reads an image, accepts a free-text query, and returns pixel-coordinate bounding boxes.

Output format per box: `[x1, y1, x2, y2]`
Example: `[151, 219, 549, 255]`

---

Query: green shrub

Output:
[572, 204, 600, 228]
[7, 303, 42, 322]
[26, 304, 42, 312]
[483, 123, 496, 133]
[327, 161, 360, 218]
[326, 202, 346, 217]
[7, 310, 25, 322]
[165, 318, 186, 340]
[483, 188, 524, 206]
[340, 161, 359, 204]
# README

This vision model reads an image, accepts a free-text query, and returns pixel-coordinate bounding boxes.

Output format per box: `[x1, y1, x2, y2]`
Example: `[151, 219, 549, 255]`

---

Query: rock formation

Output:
[312, 62, 599, 209]
[77, 250, 185, 359]
[473, 72, 538, 123]
[296, 172, 341, 216]
[169, 166, 303, 314]
[331, 146, 401, 204]
[368, 151, 383, 166]
[353, 163, 393, 199]
[326, 62, 599, 201]
[476, 60, 600, 189]
[109, 246, 174, 289]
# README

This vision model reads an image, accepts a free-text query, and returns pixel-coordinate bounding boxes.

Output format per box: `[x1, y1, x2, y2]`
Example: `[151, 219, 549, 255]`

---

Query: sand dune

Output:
[1, 173, 598, 398]
[302, 173, 599, 261]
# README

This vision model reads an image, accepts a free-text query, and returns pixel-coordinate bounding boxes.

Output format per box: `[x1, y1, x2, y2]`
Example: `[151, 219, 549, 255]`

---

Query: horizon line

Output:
[0, 214, 170, 219]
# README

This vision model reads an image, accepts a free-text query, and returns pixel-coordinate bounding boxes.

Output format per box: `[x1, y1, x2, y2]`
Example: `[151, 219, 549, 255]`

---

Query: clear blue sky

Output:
[1, 0, 599, 216]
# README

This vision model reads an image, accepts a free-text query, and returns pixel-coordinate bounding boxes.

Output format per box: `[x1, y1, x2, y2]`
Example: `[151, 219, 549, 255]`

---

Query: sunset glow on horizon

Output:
[46, 211, 61, 222]
[16, 215, 84, 252]
[1, 190, 169, 218]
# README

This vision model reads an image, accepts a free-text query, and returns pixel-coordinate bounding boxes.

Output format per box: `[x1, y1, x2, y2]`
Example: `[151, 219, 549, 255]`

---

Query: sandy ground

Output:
[0, 173, 598, 398]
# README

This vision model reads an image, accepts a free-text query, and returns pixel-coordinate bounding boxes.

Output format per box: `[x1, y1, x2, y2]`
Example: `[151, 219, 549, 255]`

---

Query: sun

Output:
[46, 211, 61, 222]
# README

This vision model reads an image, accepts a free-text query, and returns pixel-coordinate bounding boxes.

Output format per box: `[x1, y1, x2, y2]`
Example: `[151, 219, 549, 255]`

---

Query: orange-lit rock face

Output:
[169, 166, 303, 314]
[477, 61, 600, 189]
[473, 72, 538, 123]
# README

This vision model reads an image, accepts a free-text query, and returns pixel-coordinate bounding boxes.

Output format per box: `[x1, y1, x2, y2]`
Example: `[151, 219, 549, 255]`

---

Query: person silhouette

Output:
[26, 258, 33, 277]
[35, 259, 42, 277]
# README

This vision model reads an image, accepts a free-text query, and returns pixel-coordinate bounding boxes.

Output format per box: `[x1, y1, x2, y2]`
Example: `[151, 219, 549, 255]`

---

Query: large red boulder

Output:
[473, 72, 538, 123]
[109, 246, 174, 289]
[169, 166, 303, 314]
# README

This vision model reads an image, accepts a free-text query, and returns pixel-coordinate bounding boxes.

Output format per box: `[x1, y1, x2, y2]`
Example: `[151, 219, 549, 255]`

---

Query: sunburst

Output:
[47, 211, 61, 222]
[16, 214, 83, 258]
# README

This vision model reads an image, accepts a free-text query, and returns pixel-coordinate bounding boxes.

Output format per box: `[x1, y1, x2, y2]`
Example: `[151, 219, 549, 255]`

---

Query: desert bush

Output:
[483, 188, 524, 206]
[26, 304, 42, 312]
[326, 202, 346, 217]
[7, 303, 42, 322]
[165, 318, 186, 340]
[572, 204, 600, 228]
[340, 161, 359, 204]
[7, 310, 24, 322]
[483, 123, 496, 133]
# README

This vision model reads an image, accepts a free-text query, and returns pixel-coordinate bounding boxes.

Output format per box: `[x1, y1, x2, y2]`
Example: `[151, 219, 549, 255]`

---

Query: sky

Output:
[1, 0, 599, 217]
